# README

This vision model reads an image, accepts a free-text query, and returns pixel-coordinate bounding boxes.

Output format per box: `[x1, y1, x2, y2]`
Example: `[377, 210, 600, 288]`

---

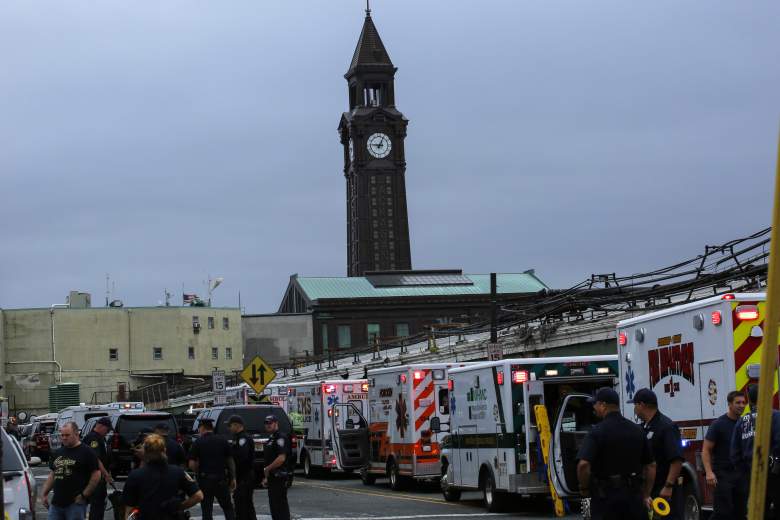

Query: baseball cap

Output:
[628, 388, 658, 405]
[264, 415, 278, 424]
[96, 417, 113, 429]
[227, 415, 244, 425]
[586, 387, 620, 405]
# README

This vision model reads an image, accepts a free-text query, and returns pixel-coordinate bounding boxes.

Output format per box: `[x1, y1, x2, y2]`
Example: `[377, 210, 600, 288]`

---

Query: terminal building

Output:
[0, 292, 242, 416]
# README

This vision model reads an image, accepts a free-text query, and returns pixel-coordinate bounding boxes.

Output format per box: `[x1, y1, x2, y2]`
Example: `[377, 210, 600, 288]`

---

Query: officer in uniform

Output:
[188, 418, 236, 520]
[228, 415, 256, 520]
[124, 434, 204, 519]
[262, 415, 290, 520]
[730, 384, 780, 520]
[631, 388, 685, 520]
[577, 387, 656, 520]
[83, 417, 114, 520]
[154, 422, 186, 466]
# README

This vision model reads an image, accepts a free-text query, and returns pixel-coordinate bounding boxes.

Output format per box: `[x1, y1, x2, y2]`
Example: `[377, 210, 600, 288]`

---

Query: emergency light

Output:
[413, 370, 424, 381]
[399, 374, 407, 384]
[711, 311, 722, 326]
[511, 370, 529, 384]
[618, 332, 627, 346]
[343, 384, 353, 392]
[722, 294, 736, 300]
[324, 384, 337, 394]
[496, 372, 504, 385]
[361, 383, 369, 392]
[544, 369, 559, 377]
[447, 379, 454, 391]
[735, 305, 759, 321]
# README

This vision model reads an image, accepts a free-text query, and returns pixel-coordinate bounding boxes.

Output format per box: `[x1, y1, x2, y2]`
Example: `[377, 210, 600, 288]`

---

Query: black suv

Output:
[192, 405, 295, 487]
[104, 412, 179, 476]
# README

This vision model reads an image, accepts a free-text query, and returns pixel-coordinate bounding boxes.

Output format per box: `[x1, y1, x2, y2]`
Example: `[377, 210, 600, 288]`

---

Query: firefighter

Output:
[730, 384, 780, 520]
[82, 417, 114, 520]
[702, 390, 747, 520]
[188, 418, 236, 520]
[262, 415, 290, 520]
[228, 415, 256, 520]
[631, 388, 685, 520]
[577, 387, 656, 520]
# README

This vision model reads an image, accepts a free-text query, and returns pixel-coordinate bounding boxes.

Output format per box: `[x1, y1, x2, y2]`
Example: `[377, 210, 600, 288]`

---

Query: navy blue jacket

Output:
[730, 410, 780, 475]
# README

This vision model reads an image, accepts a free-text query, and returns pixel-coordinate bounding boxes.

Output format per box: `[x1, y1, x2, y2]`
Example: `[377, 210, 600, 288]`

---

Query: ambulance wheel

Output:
[303, 452, 317, 478]
[481, 469, 504, 512]
[683, 481, 700, 520]
[360, 467, 376, 486]
[387, 459, 405, 491]
[440, 464, 461, 502]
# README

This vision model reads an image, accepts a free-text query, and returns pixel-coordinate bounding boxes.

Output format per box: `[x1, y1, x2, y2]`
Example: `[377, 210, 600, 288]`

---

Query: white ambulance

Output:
[261, 383, 291, 413]
[358, 363, 468, 490]
[440, 355, 618, 512]
[584, 292, 778, 517]
[288, 379, 369, 477]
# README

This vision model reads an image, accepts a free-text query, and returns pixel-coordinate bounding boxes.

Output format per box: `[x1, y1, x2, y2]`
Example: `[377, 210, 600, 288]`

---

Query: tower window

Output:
[363, 83, 384, 107]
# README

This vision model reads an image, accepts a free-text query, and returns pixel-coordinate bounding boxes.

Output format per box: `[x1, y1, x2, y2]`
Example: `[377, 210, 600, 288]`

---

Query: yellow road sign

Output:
[241, 355, 277, 394]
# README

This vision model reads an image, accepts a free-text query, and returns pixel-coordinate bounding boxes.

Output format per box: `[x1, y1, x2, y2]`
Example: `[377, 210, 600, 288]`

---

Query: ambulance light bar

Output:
[432, 369, 445, 380]
[361, 383, 369, 392]
[512, 370, 529, 384]
[344, 384, 354, 392]
[722, 294, 736, 300]
[413, 370, 424, 381]
[448, 379, 454, 391]
[711, 311, 722, 326]
[597, 367, 610, 375]
[399, 374, 407, 384]
[735, 305, 759, 321]
[324, 384, 337, 394]
[544, 369, 559, 377]
[496, 372, 504, 385]
[618, 333, 627, 346]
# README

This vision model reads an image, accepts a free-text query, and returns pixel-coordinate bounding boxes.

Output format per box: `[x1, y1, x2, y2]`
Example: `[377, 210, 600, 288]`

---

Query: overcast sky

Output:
[1, 1, 778, 313]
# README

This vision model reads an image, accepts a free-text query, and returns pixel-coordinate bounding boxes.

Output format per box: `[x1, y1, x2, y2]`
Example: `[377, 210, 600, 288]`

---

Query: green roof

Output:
[294, 272, 548, 302]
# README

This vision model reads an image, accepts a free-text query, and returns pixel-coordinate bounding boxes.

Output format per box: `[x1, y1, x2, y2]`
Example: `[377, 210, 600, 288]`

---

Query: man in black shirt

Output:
[702, 390, 747, 520]
[631, 388, 685, 520]
[41, 421, 101, 520]
[83, 417, 114, 520]
[577, 387, 656, 520]
[188, 418, 236, 520]
[228, 415, 256, 520]
[124, 433, 203, 519]
[262, 415, 291, 520]
[154, 422, 186, 466]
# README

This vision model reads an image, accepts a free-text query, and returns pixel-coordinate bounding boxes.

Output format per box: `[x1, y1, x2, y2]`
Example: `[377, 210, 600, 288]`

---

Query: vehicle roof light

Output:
[736, 305, 759, 321]
[496, 372, 504, 385]
[722, 294, 736, 300]
[361, 383, 369, 392]
[447, 379, 454, 391]
[618, 332, 627, 346]
[399, 374, 407, 384]
[596, 367, 610, 374]
[512, 370, 529, 384]
[544, 369, 559, 377]
[413, 370, 424, 381]
[324, 384, 336, 394]
[711, 311, 722, 326]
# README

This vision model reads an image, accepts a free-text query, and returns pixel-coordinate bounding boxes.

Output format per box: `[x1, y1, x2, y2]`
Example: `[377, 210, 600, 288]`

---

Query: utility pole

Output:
[490, 272, 498, 344]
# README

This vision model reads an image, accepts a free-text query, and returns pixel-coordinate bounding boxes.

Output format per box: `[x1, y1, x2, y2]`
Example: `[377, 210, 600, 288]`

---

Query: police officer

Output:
[702, 390, 747, 520]
[577, 387, 656, 520]
[631, 388, 685, 520]
[82, 417, 114, 520]
[262, 415, 290, 520]
[730, 384, 780, 520]
[123, 434, 204, 519]
[188, 418, 237, 520]
[228, 415, 256, 520]
[154, 422, 186, 467]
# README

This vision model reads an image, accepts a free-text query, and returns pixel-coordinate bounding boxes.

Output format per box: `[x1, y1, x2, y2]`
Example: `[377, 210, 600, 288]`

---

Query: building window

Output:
[373, 230, 379, 239]
[395, 323, 410, 338]
[223, 317, 229, 330]
[367, 323, 380, 345]
[208, 317, 215, 329]
[388, 230, 394, 239]
[188, 346, 195, 360]
[386, 185, 392, 193]
[337, 326, 351, 349]
[109, 348, 118, 361]
[322, 324, 329, 351]
[385, 176, 391, 184]
[371, 197, 377, 206]
[372, 220, 378, 228]
[153, 347, 163, 360]
[370, 176, 376, 184]
[211, 347, 219, 360]
[387, 208, 393, 217]
[225, 347, 233, 360]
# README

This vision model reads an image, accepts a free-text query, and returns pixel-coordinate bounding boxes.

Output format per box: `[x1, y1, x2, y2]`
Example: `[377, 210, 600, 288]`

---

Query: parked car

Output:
[193, 405, 296, 487]
[2, 428, 40, 519]
[105, 412, 179, 477]
[25, 416, 57, 461]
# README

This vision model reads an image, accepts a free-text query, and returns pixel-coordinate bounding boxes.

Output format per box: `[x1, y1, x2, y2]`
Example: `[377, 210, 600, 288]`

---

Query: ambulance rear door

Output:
[549, 393, 595, 498]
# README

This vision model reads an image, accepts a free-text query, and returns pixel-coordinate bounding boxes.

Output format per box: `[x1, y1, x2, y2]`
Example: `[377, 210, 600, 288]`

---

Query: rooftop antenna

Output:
[366, 0, 370, 15]
[105, 273, 110, 307]
[164, 289, 171, 307]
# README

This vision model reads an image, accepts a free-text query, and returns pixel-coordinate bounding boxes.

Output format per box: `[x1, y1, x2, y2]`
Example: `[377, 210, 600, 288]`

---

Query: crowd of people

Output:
[38, 414, 291, 520]
[577, 384, 780, 520]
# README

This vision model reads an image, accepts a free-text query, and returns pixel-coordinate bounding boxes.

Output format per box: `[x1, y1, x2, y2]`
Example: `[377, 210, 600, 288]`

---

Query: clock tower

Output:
[339, 7, 412, 277]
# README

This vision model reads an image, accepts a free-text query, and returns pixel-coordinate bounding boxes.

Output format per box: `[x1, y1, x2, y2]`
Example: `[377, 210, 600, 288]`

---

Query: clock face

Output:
[349, 139, 354, 161]
[367, 133, 392, 159]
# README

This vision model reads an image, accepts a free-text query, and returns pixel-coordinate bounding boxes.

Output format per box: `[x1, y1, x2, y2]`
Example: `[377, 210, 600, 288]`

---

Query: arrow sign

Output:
[241, 355, 276, 394]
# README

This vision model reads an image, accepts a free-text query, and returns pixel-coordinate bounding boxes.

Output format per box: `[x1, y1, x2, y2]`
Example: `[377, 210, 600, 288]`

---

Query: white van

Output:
[50, 402, 144, 451]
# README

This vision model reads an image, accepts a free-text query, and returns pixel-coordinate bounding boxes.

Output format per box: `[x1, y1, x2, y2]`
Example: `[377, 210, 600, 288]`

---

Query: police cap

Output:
[264, 415, 278, 424]
[96, 417, 113, 429]
[627, 388, 658, 405]
[587, 387, 620, 405]
[227, 415, 244, 425]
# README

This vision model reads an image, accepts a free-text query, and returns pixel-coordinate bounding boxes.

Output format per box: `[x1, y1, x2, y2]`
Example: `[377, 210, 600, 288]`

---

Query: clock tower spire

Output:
[339, 9, 412, 277]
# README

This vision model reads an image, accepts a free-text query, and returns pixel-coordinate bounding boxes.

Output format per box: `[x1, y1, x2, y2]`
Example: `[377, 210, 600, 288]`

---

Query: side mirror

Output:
[430, 417, 441, 433]
[28, 456, 42, 467]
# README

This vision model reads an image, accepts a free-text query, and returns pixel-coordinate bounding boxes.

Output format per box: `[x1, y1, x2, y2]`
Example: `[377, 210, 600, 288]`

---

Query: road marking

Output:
[294, 481, 460, 507]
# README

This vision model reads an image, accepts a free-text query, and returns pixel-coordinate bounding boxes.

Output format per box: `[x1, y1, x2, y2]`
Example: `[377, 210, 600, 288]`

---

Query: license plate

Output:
[422, 445, 431, 452]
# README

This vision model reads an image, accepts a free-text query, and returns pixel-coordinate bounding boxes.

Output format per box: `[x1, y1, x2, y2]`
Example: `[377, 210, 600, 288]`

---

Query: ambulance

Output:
[439, 356, 618, 511]
[357, 363, 469, 490]
[288, 379, 369, 477]
[261, 383, 291, 413]
[582, 292, 779, 518]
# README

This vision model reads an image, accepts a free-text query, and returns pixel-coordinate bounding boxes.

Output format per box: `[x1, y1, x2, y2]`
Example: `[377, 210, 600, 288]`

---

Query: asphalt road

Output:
[32, 467, 579, 519]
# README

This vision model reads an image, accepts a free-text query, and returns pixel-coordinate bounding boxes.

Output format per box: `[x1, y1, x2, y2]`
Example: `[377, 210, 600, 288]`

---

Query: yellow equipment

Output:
[534, 404, 565, 517]
[652, 497, 670, 516]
